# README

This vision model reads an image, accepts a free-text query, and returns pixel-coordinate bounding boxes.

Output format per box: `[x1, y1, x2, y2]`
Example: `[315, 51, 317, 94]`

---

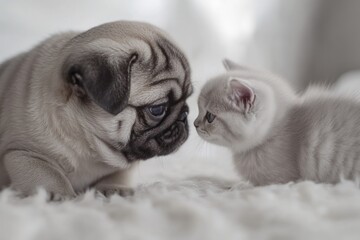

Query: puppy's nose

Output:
[178, 111, 188, 122]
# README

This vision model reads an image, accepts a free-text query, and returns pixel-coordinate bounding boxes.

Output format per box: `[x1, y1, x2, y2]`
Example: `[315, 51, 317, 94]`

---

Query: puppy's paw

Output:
[96, 185, 134, 197]
[48, 192, 67, 202]
[47, 192, 76, 202]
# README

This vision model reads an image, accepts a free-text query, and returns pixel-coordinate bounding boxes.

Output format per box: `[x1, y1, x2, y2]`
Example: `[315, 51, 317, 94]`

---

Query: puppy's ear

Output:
[65, 53, 138, 115]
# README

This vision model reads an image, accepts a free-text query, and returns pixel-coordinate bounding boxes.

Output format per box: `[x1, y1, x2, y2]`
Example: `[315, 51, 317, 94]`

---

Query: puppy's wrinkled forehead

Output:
[64, 21, 192, 110]
[128, 37, 193, 106]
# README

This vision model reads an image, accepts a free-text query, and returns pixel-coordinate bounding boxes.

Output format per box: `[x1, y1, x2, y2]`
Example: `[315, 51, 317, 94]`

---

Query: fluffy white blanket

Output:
[2, 149, 360, 240]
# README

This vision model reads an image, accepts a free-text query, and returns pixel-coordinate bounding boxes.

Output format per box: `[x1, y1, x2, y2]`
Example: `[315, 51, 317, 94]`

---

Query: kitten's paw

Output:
[96, 185, 134, 197]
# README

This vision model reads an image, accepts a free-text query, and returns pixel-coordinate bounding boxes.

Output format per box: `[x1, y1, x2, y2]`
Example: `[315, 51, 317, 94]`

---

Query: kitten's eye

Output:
[205, 111, 216, 123]
[148, 104, 167, 118]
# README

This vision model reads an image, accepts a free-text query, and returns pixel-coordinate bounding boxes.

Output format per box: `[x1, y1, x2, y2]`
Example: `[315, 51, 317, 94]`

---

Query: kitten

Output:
[195, 59, 360, 186]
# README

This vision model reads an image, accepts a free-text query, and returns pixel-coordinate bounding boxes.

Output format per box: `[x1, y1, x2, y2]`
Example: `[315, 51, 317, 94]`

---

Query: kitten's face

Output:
[194, 76, 263, 150]
[194, 60, 296, 152]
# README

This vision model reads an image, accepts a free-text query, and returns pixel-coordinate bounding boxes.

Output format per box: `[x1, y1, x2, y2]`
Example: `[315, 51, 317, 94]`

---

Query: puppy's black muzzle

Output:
[123, 104, 190, 162]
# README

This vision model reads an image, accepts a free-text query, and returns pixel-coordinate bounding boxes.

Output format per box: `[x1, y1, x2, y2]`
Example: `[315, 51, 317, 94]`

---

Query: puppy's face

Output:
[61, 21, 193, 162]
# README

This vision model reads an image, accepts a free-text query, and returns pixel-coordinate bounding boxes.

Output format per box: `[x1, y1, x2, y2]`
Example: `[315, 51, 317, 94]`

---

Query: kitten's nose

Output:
[194, 119, 200, 128]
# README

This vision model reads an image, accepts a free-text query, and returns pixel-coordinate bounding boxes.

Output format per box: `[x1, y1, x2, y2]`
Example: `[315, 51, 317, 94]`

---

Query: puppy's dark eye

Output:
[205, 111, 216, 123]
[148, 104, 167, 118]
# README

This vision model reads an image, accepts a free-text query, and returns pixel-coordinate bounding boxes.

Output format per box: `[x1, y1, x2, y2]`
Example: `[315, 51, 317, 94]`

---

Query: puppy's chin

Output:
[122, 120, 189, 162]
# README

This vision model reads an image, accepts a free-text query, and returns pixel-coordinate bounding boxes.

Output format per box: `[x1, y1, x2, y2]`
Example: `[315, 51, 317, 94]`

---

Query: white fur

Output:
[196, 60, 360, 186]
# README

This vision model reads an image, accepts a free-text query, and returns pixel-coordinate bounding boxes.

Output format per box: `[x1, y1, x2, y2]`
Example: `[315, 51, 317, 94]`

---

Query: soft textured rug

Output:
[2, 151, 360, 240]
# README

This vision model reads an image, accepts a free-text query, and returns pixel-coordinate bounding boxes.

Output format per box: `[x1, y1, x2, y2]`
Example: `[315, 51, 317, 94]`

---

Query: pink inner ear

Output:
[228, 79, 255, 112]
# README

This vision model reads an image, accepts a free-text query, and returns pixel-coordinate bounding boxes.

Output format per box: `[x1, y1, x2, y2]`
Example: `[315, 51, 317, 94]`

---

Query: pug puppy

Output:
[0, 21, 192, 198]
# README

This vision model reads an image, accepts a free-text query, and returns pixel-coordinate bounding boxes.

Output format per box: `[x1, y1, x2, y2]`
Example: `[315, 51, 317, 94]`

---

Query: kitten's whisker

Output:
[189, 138, 206, 163]
[204, 141, 210, 161]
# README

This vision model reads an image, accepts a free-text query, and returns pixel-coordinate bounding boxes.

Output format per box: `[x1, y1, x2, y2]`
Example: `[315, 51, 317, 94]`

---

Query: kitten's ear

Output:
[223, 58, 253, 72]
[223, 58, 244, 71]
[227, 78, 255, 113]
